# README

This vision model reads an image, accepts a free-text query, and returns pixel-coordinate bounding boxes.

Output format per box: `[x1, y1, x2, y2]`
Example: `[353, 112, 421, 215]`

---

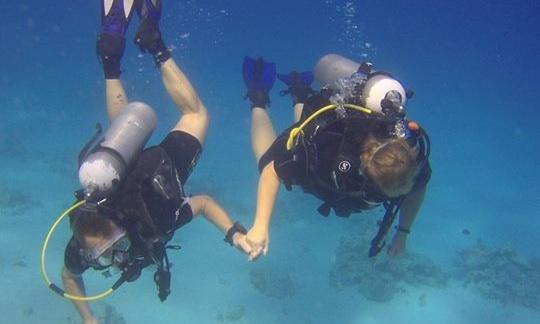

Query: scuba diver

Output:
[55, 1, 251, 323]
[241, 54, 431, 261]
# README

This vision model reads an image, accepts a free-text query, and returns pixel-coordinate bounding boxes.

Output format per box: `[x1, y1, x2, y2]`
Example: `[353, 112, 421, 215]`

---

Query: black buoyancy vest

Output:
[114, 146, 185, 247]
[283, 94, 428, 217]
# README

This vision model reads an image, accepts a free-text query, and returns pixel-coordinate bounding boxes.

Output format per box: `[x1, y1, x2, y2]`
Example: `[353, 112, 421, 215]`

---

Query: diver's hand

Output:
[232, 233, 252, 255]
[83, 315, 99, 324]
[387, 232, 407, 257]
[245, 228, 269, 261]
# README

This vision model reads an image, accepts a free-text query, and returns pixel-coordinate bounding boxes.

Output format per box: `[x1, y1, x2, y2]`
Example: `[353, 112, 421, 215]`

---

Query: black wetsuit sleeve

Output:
[257, 131, 305, 187]
[257, 92, 331, 185]
[64, 236, 89, 275]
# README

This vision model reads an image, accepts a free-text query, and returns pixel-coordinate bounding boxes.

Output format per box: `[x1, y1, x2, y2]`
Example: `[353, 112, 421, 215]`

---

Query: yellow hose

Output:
[40, 200, 114, 301]
[286, 104, 373, 150]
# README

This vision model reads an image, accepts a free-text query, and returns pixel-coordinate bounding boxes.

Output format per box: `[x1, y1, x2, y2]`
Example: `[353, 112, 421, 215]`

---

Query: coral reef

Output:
[97, 304, 127, 324]
[67, 303, 127, 324]
[249, 267, 297, 299]
[0, 187, 39, 217]
[455, 240, 540, 310]
[217, 305, 246, 322]
[41, 149, 78, 178]
[329, 233, 449, 302]
[0, 134, 28, 159]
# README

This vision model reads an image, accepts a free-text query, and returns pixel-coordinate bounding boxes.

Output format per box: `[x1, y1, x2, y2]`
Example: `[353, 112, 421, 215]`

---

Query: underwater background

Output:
[1, 0, 539, 323]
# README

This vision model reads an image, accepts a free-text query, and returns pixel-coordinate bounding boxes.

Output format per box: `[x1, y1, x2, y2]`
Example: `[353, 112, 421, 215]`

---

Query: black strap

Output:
[78, 124, 103, 167]
[224, 222, 247, 246]
[368, 197, 405, 258]
[154, 248, 171, 302]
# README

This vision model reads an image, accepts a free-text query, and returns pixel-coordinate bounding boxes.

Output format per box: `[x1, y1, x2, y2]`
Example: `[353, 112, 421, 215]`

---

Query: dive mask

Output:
[81, 230, 131, 267]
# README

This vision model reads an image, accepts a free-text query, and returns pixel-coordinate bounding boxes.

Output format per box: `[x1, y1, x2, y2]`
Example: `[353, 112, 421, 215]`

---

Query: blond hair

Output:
[360, 135, 419, 197]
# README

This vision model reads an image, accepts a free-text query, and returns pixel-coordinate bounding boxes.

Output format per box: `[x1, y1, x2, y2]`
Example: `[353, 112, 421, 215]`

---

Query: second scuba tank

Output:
[314, 54, 361, 88]
[78, 102, 158, 197]
[313, 54, 408, 114]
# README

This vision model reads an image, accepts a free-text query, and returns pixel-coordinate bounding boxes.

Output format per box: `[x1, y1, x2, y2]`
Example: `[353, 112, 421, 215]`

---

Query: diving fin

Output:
[134, 0, 170, 66]
[277, 71, 313, 87]
[136, 0, 161, 21]
[277, 71, 315, 105]
[243, 56, 276, 92]
[101, 0, 135, 36]
[242, 56, 276, 108]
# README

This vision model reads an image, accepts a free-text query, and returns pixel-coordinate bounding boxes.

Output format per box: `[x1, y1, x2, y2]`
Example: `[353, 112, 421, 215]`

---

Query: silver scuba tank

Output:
[314, 54, 361, 88]
[78, 101, 158, 197]
[314, 54, 408, 113]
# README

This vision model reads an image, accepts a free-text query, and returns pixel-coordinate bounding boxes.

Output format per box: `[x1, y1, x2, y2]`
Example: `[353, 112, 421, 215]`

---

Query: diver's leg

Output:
[104, 80, 128, 120]
[160, 60, 209, 145]
[97, 0, 135, 120]
[251, 107, 277, 163]
[134, 0, 209, 145]
[241, 57, 277, 163]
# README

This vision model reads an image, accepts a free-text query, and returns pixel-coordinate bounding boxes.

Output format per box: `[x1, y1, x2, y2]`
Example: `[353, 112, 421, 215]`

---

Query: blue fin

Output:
[243, 56, 276, 92]
[277, 71, 313, 87]
[136, 0, 161, 21]
[101, 0, 135, 35]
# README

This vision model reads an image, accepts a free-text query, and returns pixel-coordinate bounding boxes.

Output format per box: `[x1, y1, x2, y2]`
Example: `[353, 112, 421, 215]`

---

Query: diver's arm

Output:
[189, 195, 235, 233]
[188, 195, 251, 253]
[246, 161, 281, 260]
[387, 186, 427, 256]
[61, 267, 97, 323]
[398, 185, 427, 230]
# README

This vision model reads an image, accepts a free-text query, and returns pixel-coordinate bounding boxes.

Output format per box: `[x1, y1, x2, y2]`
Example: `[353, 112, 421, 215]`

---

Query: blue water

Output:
[1, 0, 539, 323]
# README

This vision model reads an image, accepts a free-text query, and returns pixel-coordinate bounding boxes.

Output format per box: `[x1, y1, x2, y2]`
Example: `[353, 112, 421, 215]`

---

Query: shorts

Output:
[159, 130, 202, 184]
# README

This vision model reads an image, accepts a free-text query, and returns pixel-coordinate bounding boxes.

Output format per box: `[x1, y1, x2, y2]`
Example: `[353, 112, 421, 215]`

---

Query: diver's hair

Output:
[71, 210, 116, 246]
[360, 135, 419, 197]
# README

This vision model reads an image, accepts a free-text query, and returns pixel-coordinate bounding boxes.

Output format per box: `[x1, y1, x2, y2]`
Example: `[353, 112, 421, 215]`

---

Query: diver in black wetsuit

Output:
[60, 2, 250, 323]
[241, 55, 431, 261]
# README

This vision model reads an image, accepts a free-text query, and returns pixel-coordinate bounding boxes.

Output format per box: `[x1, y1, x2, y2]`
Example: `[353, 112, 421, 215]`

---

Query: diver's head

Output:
[360, 136, 419, 198]
[72, 209, 131, 268]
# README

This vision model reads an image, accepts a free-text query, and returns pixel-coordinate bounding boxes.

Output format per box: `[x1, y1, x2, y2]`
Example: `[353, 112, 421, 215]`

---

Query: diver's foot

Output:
[134, 19, 171, 66]
[134, 0, 169, 66]
[96, 33, 126, 79]
[277, 71, 314, 106]
[97, 0, 134, 78]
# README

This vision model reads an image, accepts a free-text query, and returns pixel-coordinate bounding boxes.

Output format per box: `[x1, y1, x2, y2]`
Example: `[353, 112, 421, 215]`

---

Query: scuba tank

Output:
[78, 102, 158, 198]
[314, 54, 361, 88]
[313, 54, 408, 114]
